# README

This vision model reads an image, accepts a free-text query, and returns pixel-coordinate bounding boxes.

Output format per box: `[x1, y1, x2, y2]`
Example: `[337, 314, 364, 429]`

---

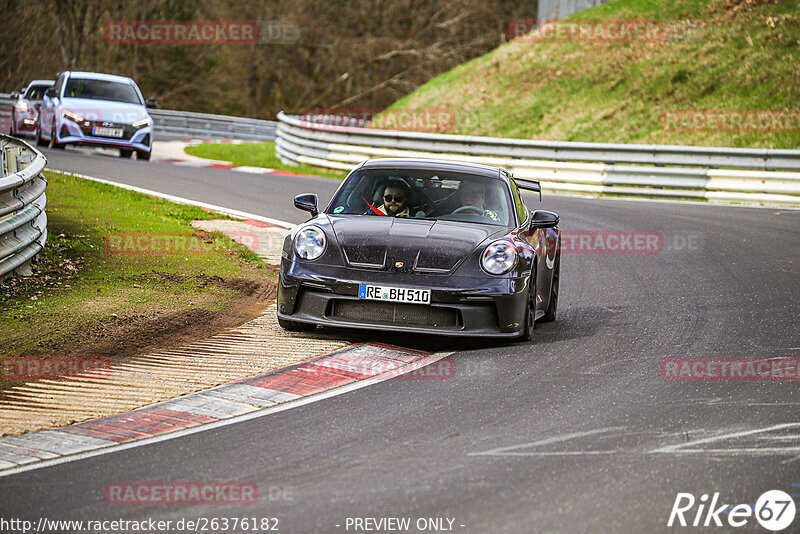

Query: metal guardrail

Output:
[275, 112, 800, 206]
[0, 94, 12, 135]
[148, 109, 276, 140]
[0, 134, 47, 280]
[2, 89, 797, 205]
[0, 94, 277, 141]
[280, 112, 800, 171]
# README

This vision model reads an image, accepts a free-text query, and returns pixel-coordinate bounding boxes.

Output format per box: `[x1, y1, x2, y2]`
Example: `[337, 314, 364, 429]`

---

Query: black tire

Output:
[120, 149, 134, 158]
[136, 149, 151, 161]
[48, 124, 64, 150]
[519, 271, 536, 342]
[278, 316, 316, 332]
[35, 125, 46, 147]
[541, 254, 560, 323]
[9, 112, 16, 136]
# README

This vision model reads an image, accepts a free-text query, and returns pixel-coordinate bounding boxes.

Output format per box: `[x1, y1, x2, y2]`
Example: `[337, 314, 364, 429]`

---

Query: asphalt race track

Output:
[2, 146, 799, 533]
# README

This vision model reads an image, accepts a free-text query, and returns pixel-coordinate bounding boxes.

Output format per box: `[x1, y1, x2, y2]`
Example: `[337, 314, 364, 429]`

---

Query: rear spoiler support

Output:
[514, 178, 542, 201]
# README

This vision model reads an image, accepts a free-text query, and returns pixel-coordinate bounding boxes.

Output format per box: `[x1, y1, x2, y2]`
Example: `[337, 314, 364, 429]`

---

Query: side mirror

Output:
[294, 193, 318, 217]
[45, 87, 57, 98]
[530, 210, 559, 229]
[145, 97, 158, 109]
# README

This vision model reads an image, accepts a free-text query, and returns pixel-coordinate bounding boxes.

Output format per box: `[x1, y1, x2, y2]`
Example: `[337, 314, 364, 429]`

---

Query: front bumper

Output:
[13, 113, 38, 136]
[56, 118, 152, 152]
[278, 264, 530, 338]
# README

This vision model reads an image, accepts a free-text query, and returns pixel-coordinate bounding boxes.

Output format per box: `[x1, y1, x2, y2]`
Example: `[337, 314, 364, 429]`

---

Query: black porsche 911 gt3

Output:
[277, 158, 561, 341]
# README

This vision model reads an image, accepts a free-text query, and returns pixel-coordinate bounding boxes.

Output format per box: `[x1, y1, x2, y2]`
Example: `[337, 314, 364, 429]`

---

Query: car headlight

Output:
[481, 240, 518, 275]
[294, 226, 326, 260]
[62, 109, 84, 123]
[132, 117, 152, 128]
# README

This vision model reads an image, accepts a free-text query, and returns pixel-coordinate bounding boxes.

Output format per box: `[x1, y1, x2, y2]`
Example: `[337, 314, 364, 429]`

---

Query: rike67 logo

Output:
[668, 490, 796, 531]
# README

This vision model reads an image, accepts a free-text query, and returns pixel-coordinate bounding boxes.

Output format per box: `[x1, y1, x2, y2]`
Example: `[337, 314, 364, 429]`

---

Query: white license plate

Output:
[358, 284, 431, 305]
[93, 126, 123, 138]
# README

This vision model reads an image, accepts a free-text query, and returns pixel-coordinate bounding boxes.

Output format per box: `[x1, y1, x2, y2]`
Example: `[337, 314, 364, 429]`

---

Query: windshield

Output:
[24, 85, 50, 101]
[64, 78, 142, 105]
[327, 168, 514, 226]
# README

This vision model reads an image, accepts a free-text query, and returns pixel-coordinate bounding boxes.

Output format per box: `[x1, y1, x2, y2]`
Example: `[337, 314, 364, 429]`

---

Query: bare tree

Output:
[0, 0, 536, 118]
[51, 0, 107, 69]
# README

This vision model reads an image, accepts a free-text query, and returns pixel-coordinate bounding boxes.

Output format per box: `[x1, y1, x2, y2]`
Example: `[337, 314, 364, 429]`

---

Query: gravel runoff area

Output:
[0, 220, 351, 436]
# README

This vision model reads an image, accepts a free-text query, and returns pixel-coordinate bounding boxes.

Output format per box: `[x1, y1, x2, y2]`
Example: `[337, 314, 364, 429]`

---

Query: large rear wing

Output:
[514, 178, 542, 201]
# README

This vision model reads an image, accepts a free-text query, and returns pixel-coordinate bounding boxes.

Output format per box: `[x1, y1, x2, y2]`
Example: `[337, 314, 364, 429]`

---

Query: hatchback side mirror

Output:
[145, 97, 158, 109]
[45, 87, 57, 98]
[530, 210, 559, 229]
[294, 193, 319, 217]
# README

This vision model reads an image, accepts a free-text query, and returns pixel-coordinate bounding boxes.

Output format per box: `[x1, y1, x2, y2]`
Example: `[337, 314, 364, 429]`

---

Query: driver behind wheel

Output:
[377, 183, 410, 217]
[456, 181, 500, 221]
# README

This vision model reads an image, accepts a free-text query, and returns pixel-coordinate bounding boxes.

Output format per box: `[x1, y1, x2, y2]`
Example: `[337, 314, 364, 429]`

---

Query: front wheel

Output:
[35, 125, 46, 146]
[278, 316, 316, 332]
[120, 149, 133, 158]
[519, 272, 536, 342]
[136, 149, 151, 161]
[48, 125, 64, 149]
[541, 254, 560, 323]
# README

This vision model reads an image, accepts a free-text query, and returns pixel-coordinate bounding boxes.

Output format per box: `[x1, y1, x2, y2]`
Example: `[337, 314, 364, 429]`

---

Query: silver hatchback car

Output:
[37, 71, 154, 160]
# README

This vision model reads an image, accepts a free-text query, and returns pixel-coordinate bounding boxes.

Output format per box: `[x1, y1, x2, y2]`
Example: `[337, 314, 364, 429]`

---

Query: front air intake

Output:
[329, 300, 461, 328]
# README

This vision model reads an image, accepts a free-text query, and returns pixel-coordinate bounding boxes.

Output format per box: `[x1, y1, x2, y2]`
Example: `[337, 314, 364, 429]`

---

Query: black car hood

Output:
[327, 216, 506, 272]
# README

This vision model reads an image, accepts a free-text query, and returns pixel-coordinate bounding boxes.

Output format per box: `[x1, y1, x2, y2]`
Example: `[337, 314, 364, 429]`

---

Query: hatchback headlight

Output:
[294, 226, 326, 260]
[132, 117, 152, 128]
[481, 240, 517, 275]
[62, 109, 84, 123]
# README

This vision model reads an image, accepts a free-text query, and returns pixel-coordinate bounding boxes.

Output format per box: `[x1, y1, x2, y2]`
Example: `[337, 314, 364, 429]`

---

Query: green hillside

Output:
[382, 0, 800, 148]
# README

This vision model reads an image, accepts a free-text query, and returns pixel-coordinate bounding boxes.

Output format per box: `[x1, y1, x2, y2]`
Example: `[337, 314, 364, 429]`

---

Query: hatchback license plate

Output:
[358, 284, 431, 305]
[93, 126, 123, 138]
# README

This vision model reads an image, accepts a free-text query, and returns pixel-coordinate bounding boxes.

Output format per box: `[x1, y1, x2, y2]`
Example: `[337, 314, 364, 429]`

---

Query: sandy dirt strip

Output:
[0, 219, 351, 436]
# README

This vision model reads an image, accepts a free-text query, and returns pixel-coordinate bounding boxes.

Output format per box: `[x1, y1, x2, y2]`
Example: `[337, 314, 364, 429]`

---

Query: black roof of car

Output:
[359, 158, 507, 179]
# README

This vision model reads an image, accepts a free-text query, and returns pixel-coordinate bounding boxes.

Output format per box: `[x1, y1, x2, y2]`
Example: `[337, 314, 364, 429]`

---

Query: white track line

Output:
[51, 170, 295, 229]
[651, 422, 800, 454]
[468, 427, 625, 456]
[0, 351, 453, 478]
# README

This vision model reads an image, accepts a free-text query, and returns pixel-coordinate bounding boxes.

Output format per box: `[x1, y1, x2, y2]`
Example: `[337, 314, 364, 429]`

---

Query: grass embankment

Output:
[184, 141, 346, 179]
[380, 0, 800, 148]
[0, 171, 276, 390]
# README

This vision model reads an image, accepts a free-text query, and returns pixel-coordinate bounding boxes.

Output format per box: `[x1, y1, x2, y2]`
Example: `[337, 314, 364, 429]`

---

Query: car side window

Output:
[510, 179, 528, 227]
